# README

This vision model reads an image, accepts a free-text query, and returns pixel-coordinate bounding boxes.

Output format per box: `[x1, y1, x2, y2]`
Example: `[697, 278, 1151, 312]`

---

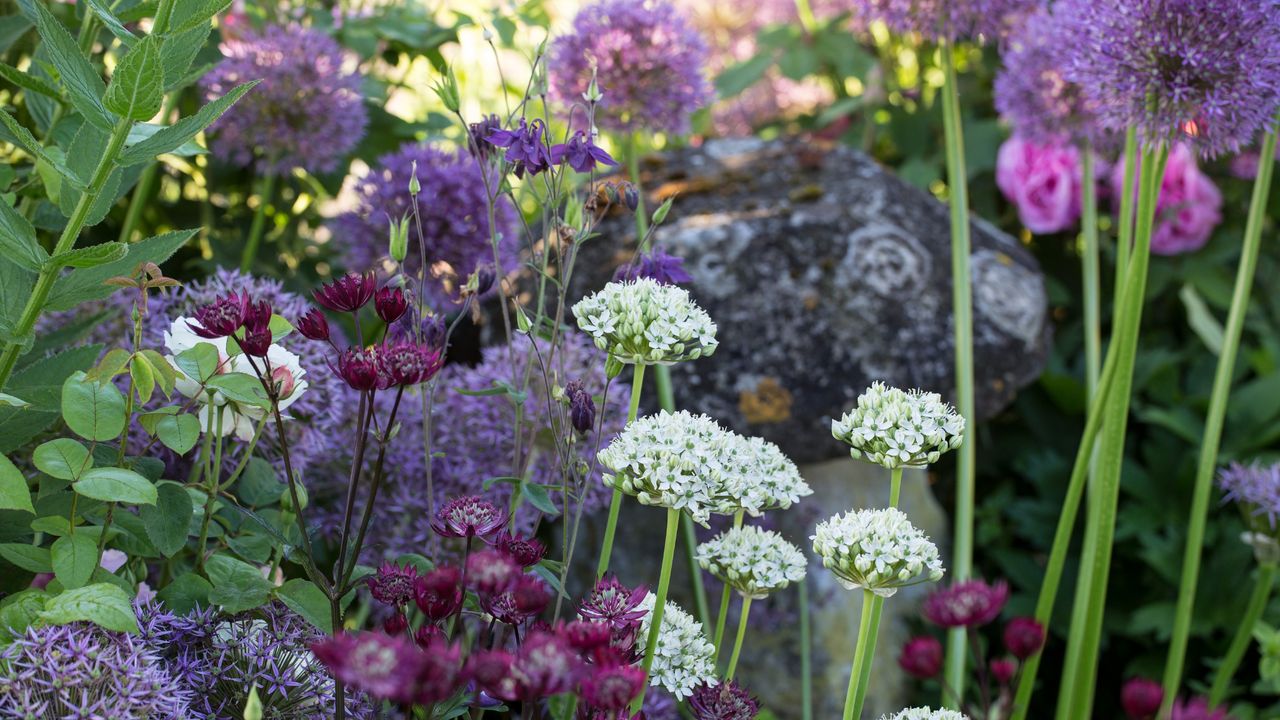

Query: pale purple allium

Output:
[922, 579, 1010, 628]
[549, 0, 713, 135]
[1219, 461, 1280, 530]
[1108, 142, 1222, 255]
[689, 681, 761, 720]
[851, 0, 1039, 43]
[995, 6, 1104, 143]
[0, 622, 190, 719]
[332, 143, 519, 308]
[202, 24, 367, 174]
[1055, 0, 1280, 157]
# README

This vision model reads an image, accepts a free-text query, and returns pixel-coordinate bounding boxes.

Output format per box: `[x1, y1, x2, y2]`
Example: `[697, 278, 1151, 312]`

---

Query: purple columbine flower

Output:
[296, 308, 331, 342]
[898, 635, 943, 679]
[374, 286, 409, 324]
[314, 272, 376, 313]
[551, 131, 619, 173]
[368, 562, 420, 606]
[549, 0, 712, 135]
[1003, 616, 1046, 659]
[1055, 0, 1280, 157]
[487, 118, 556, 178]
[414, 565, 463, 621]
[613, 245, 693, 285]
[566, 379, 598, 434]
[202, 24, 368, 175]
[432, 495, 507, 540]
[922, 578, 1010, 628]
[689, 681, 761, 720]
[188, 291, 250, 338]
[468, 113, 505, 160]
[496, 531, 548, 567]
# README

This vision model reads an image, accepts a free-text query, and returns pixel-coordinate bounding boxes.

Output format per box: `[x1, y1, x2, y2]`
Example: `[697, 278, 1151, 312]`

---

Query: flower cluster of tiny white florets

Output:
[572, 278, 719, 365]
[695, 526, 807, 599]
[638, 593, 717, 699]
[598, 411, 810, 524]
[880, 708, 970, 720]
[832, 382, 965, 469]
[811, 507, 945, 598]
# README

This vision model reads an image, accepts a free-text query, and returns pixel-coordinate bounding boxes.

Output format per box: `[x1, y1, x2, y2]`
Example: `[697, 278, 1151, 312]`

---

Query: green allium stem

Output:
[0, 116, 134, 391]
[800, 577, 814, 720]
[940, 41, 976, 707]
[1080, 146, 1101, 403]
[1209, 562, 1277, 706]
[725, 596, 753, 681]
[1162, 119, 1280, 715]
[240, 170, 278, 272]
[713, 509, 747, 658]
[889, 467, 903, 508]
[635, 506, 681, 712]
[843, 589, 884, 720]
[628, 132, 648, 241]
[596, 363, 647, 579]
[1114, 129, 1139, 302]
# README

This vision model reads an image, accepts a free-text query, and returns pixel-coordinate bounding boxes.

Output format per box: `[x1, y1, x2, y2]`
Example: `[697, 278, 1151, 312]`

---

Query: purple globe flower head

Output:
[1218, 461, 1280, 531]
[415, 565, 464, 621]
[1108, 142, 1222, 255]
[1170, 696, 1230, 720]
[1003, 616, 1046, 659]
[0, 621, 191, 719]
[643, 690, 682, 720]
[995, 5, 1106, 144]
[314, 271, 376, 313]
[922, 578, 1010, 628]
[613, 245, 694, 285]
[496, 530, 548, 567]
[488, 118, 557, 178]
[689, 681, 761, 720]
[898, 635, 943, 679]
[552, 130, 621, 173]
[851, 0, 1040, 44]
[202, 24, 367, 174]
[580, 660, 647, 712]
[432, 495, 507, 539]
[1056, 0, 1280, 157]
[332, 143, 519, 309]
[549, 0, 713, 135]
[1122, 677, 1165, 719]
[368, 561, 420, 606]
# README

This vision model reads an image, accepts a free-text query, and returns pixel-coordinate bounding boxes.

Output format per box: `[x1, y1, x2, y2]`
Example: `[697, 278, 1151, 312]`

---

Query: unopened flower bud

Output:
[375, 286, 409, 324]
[408, 160, 421, 196]
[898, 636, 943, 679]
[296, 308, 330, 342]
[281, 483, 309, 512]
[389, 215, 409, 263]
[383, 611, 409, 634]
[605, 354, 624, 379]
[471, 264, 497, 296]
[990, 657, 1017, 685]
[565, 380, 596, 434]
[622, 183, 640, 212]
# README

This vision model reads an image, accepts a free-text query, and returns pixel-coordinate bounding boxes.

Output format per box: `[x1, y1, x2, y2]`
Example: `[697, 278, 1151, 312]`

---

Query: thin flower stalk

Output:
[634, 505, 682, 711]
[596, 363, 646, 579]
[725, 596, 754, 681]
[712, 509, 747, 658]
[1162, 116, 1280, 711]
[240, 167, 278, 272]
[800, 576, 814, 720]
[1208, 562, 1277, 705]
[844, 589, 883, 720]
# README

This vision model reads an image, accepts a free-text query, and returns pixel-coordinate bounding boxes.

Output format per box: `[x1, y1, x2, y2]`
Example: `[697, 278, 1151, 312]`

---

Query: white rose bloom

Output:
[880, 708, 969, 720]
[811, 507, 944, 598]
[164, 317, 308, 440]
[832, 382, 965, 469]
[695, 525, 807, 598]
[637, 593, 717, 699]
[572, 278, 718, 365]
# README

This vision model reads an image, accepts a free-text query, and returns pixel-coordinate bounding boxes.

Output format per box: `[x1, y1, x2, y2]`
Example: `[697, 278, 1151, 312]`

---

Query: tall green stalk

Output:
[843, 590, 884, 720]
[1057, 144, 1168, 719]
[800, 577, 814, 720]
[635, 506, 681, 711]
[725, 596, 753, 680]
[240, 170, 278, 272]
[939, 41, 976, 705]
[1080, 146, 1101, 403]
[712, 510, 746, 657]
[0, 116, 134, 391]
[596, 364, 647, 578]
[1160, 120, 1279, 714]
[1208, 562, 1277, 706]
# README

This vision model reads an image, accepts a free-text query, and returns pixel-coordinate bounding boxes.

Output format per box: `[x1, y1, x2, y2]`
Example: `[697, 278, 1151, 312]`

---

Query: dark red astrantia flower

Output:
[189, 291, 250, 338]
[334, 347, 380, 391]
[496, 531, 547, 567]
[296, 308, 331, 342]
[414, 566, 463, 621]
[1121, 677, 1164, 720]
[898, 635, 943, 679]
[368, 562, 419, 607]
[1003, 616, 1046, 659]
[374, 286, 409, 324]
[431, 496, 506, 540]
[689, 680, 760, 720]
[314, 272, 376, 313]
[922, 579, 1010, 628]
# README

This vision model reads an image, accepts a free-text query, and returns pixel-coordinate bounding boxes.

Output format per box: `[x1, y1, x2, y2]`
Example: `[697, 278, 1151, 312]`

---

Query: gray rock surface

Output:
[565, 137, 1051, 463]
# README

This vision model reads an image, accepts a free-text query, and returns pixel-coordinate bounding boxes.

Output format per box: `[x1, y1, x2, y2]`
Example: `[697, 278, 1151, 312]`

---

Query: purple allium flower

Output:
[995, 134, 1086, 234]
[1108, 142, 1223, 255]
[613, 245, 694, 285]
[202, 24, 367, 174]
[496, 531, 548, 567]
[314, 272, 376, 313]
[0, 621, 190, 719]
[995, 6, 1104, 144]
[922, 579, 1010, 628]
[851, 0, 1038, 43]
[415, 565, 464, 621]
[548, 0, 713, 134]
[1169, 697, 1229, 720]
[551, 131, 620, 173]
[1122, 677, 1165, 719]
[1003, 616, 1046, 659]
[473, 629, 585, 701]
[312, 631, 466, 705]
[580, 660, 647, 712]
[1218, 461, 1280, 530]
[689, 681, 760, 720]
[432, 495, 507, 539]
[488, 119, 557, 178]
[1055, 0, 1280, 157]
[898, 635, 944, 679]
[368, 562, 420, 606]
[332, 143, 519, 308]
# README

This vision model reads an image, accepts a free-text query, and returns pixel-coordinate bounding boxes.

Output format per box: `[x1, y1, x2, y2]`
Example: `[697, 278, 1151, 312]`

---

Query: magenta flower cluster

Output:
[202, 24, 368, 174]
[549, 0, 713, 134]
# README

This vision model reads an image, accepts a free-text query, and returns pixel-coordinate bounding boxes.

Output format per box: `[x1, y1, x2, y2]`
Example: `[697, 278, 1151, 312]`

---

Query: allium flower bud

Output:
[689, 681, 760, 720]
[695, 526, 807, 598]
[335, 347, 380, 391]
[832, 381, 966, 469]
[922, 579, 1009, 628]
[811, 507, 945, 597]
[1002, 616, 1046, 659]
[573, 278, 718, 366]
[414, 566, 463, 621]
[375, 286, 409, 324]
[314, 272, 376, 313]
[989, 658, 1017, 685]
[1121, 677, 1164, 719]
[565, 379, 597, 433]
[408, 160, 421, 196]
[188, 291, 250, 338]
[296, 308, 330, 342]
[898, 636, 943, 679]
[368, 562, 419, 606]
[638, 594, 716, 699]
[431, 495, 506, 539]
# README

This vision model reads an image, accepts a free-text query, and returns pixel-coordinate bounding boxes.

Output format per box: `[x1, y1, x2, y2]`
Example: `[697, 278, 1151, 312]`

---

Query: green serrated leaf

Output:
[0, 196, 48, 272]
[160, 25, 212, 91]
[73, 466, 158, 505]
[126, 122, 206, 156]
[46, 241, 128, 270]
[62, 371, 126, 441]
[85, 0, 138, 46]
[118, 81, 258, 165]
[32, 438, 91, 480]
[104, 34, 162, 121]
[206, 553, 272, 613]
[51, 533, 97, 589]
[45, 229, 196, 311]
[0, 454, 34, 514]
[138, 481, 191, 557]
[168, 0, 233, 34]
[0, 110, 84, 189]
[0, 62, 62, 101]
[40, 582, 140, 633]
[28, 0, 114, 130]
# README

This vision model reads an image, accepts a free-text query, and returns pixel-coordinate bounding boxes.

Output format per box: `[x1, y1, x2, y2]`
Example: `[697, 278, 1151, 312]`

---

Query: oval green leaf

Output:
[52, 533, 98, 589]
[73, 467, 158, 505]
[61, 372, 127, 441]
[39, 582, 140, 634]
[32, 438, 91, 481]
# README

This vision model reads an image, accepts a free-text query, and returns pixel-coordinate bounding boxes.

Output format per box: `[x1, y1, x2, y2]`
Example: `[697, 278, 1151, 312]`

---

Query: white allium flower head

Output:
[597, 410, 812, 524]
[164, 317, 308, 440]
[811, 507, 945, 598]
[880, 708, 970, 720]
[638, 593, 717, 699]
[832, 381, 965, 469]
[572, 278, 718, 365]
[695, 526, 807, 599]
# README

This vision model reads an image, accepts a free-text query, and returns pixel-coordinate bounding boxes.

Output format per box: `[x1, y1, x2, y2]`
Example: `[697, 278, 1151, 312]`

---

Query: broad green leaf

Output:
[160, 25, 212, 91]
[30, 515, 73, 535]
[40, 582, 140, 633]
[0, 110, 83, 188]
[117, 81, 258, 165]
[176, 343, 220, 383]
[0, 590, 48, 640]
[169, 0, 233, 34]
[87, 348, 132, 382]
[73, 467, 158, 505]
[206, 553, 272, 613]
[0, 454, 34, 514]
[130, 353, 156, 404]
[155, 413, 200, 454]
[126, 122, 206, 156]
[46, 242, 128, 269]
[85, 0, 138, 46]
[104, 34, 162, 121]
[0, 195, 48, 272]
[139, 350, 177, 396]
[276, 578, 332, 633]
[138, 481, 192, 557]
[236, 458, 282, 506]
[32, 438, 91, 480]
[520, 482, 560, 517]
[0, 393, 29, 408]
[156, 572, 211, 613]
[51, 533, 97, 589]
[28, 0, 114, 130]
[716, 53, 773, 98]
[0, 543, 51, 572]
[46, 229, 196, 311]
[61, 371, 126, 441]
[208, 373, 270, 408]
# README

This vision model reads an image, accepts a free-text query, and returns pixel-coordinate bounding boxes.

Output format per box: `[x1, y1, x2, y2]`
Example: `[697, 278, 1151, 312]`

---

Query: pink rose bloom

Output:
[1111, 143, 1222, 256]
[996, 135, 1083, 234]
